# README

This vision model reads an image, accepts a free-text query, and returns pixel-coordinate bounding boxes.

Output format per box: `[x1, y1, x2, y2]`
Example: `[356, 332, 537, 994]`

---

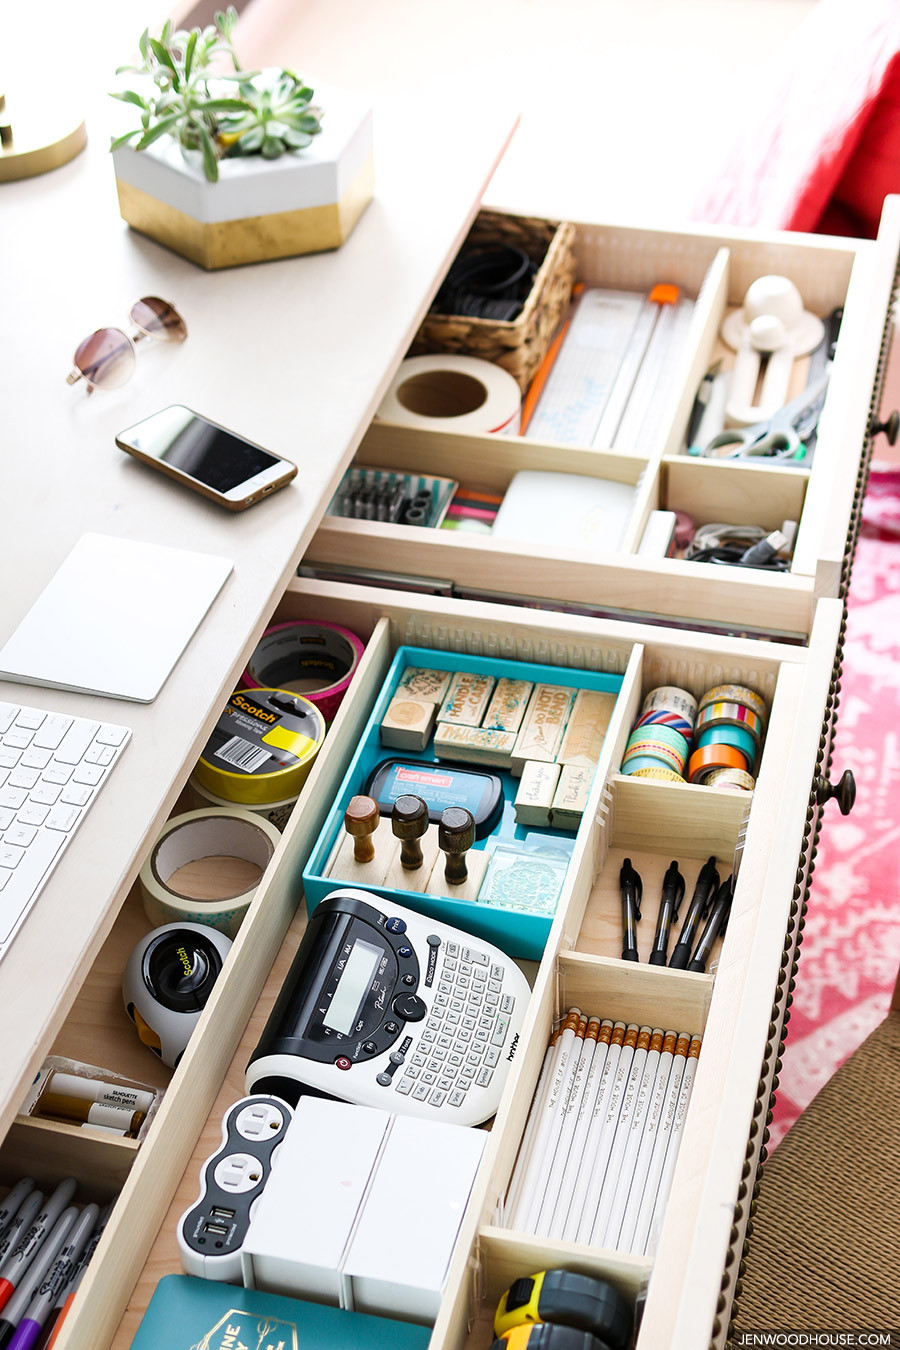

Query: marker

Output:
[687, 875, 734, 972]
[669, 857, 719, 969]
[0, 1208, 77, 1350]
[35, 1094, 144, 1136]
[5, 1206, 98, 1350]
[0, 1181, 77, 1314]
[647, 862, 684, 966]
[0, 1186, 34, 1246]
[619, 859, 642, 961]
[0, 1197, 43, 1270]
[43, 1204, 111, 1350]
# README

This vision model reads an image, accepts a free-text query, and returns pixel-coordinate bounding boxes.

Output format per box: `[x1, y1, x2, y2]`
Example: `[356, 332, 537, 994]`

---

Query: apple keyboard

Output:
[0, 700, 131, 960]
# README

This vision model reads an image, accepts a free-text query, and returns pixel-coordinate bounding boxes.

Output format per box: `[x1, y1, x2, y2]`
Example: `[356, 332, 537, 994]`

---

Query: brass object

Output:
[0, 86, 87, 183]
[391, 795, 429, 870]
[114, 154, 374, 269]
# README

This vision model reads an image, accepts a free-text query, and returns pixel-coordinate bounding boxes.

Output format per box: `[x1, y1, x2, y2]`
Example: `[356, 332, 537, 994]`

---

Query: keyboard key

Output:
[54, 720, 100, 765]
[0, 810, 13, 831]
[8, 769, 40, 791]
[395, 1077, 413, 1095]
[490, 963, 505, 980]
[20, 749, 51, 770]
[426, 1017, 441, 1031]
[0, 749, 21, 770]
[491, 1014, 511, 1046]
[485, 991, 499, 1006]
[476, 1066, 494, 1088]
[411, 1053, 426, 1067]
[460, 1065, 476, 1079]
[421, 1072, 437, 1085]
[42, 765, 72, 785]
[445, 941, 459, 958]
[14, 710, 45, 730]
[488, 980, 502, 994]
[3, 731, 32, 750]
[84, 744, 115, 766]
[60, 785, 92, 807]
[29, 783, 61, 805]
[501, 994, 516, 1014]
[95, 724, 128, 747]
[0, 844, 25, 869]
[32, 714, 72, 750]
[405, 1065, 420, 1079]
[412, 1082, 430, 1101]
[17, 804, 49, 827]
[429, 1090, 446, 1107]
[71, 764, 104, 787]
[46, 806, 82, 833]
[474, 1028, 490, 1042]
[4, 825, 37, 848]
[0, 705, 18, 734]
[485, 1046, 501, 1068]
[463, 948, 488, 965]
[449, 1088, 467, 1107]
[0, 788, 27, 810]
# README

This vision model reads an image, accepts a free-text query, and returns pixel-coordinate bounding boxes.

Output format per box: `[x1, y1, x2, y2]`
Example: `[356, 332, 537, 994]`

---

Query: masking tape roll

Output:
[688, 744, 749, 784]
[698, 684, 767, 724]
[695, 723, 759, 768]
[185, 773, 297, 832]
[629, 767, 686, 782]
[641, 685, 698, 725]
[705, 766, 756, 792]
[195, 688, 326, 807]
[139, 808, 281, 938]
[376, 354, 522, 435]
[240, 621, 364, 723]
[695, 700, 763, 745]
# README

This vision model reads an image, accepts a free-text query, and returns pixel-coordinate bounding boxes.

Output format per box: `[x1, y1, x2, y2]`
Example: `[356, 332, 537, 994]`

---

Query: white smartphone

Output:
[116, 404, 297, 511]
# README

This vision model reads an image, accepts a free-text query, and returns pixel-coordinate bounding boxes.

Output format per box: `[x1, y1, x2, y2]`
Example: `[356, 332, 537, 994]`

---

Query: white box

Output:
[241, 1097, 387, 1304]
[343, 1114, 485, 1323]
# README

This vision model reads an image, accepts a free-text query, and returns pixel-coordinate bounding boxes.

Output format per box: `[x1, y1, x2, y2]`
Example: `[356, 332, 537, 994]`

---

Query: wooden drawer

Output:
[18, 579, 844, 1350]
[306, 205, 900, 640]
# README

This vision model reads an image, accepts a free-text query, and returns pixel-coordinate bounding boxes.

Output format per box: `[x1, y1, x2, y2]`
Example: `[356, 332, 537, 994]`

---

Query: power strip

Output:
[178, 1095, 292, 1282]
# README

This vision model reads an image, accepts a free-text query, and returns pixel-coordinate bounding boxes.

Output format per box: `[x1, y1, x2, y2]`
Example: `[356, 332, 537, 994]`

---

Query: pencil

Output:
[519, 284, 584, 437]
[629, 1032, 690, 1255]
[572, 1024, 640, 1245]
[643, 1034, 702, 1256]
[547, 1019, 614, 1240]
[597, 1028, 666, 1249]
[508, 1008, 582, 1231]
[533, 1016, 601, 1237]
[563, 1021, 628, 1241]
[503, 1022, 561, 1224]
[519, 1013, 587, 1234]
[616, 1029, 678, 1251]
[587, 1026, 655, 1247]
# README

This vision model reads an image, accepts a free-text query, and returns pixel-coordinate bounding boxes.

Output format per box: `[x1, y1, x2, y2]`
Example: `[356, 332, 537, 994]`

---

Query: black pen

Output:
[669, 856, 719, 969]
[620, 858, 642, 962]
[648, 861, 684, 966]
[687, 875, 734, 972]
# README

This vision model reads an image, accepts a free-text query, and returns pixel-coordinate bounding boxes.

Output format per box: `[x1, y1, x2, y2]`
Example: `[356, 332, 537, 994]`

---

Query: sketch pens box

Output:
[130, 1274, 432, 1349]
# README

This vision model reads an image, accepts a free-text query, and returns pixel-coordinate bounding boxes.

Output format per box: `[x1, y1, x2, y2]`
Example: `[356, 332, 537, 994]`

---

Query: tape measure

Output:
[494, 1271, 632, 1350]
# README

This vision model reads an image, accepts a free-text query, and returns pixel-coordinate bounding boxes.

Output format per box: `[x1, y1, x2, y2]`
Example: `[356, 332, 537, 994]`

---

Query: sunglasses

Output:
[67, 297, 187, 393]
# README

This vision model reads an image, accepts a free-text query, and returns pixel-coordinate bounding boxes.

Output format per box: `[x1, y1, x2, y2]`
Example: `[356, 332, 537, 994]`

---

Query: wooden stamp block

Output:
[380, 695, 436, 750]
[550, 764, 595, 829]
[395, 667, 452, 704]
[557, 689, 618, 768]
[425, 845, 490, 903]
[514, 760, 562, 826]
[510, 684, 577, 776]
[382, 824, 441, 893]
[483, 677, 534, 733]
[433, 723, 516, 768]
[326, 819, 387, 884]
[437, 671, 495, 726]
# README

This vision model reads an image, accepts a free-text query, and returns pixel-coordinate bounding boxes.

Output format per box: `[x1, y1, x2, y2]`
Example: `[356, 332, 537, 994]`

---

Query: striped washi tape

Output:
[628, 766, 686, 782]
[622, 740, 688, 775]
[626, 723, 690, 760]
[640, 685, 697, 728]
[695, 700, 763, 745]
[698, 683, 767, 724]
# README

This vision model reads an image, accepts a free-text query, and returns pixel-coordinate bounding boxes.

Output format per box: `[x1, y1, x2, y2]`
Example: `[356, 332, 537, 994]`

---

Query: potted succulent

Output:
[110, 9, 374, 269]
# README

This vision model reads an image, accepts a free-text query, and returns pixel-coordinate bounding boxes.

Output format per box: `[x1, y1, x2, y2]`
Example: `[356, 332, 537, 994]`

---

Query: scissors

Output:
[700, 370, 830, 461]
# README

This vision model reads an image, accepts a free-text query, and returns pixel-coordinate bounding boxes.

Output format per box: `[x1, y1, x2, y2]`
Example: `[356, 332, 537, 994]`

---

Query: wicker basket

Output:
[411, 210, 577, 393]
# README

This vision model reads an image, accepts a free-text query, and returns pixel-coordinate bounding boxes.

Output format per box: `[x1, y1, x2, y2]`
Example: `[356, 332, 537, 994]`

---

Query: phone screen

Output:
[120, 406, 282, 492]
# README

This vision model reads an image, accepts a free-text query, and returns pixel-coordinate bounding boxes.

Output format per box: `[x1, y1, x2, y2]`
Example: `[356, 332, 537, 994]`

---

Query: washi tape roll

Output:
[186, 774, 297, 832]
[688, 744, 749, 784]
[640, 685, 697, 733]
[241, 621, 364, 723]
[376, 354, 522, 436]
[140, 808, 281, 938]
[695, 723, 759, 768]
[621, 754, 685, 776]
[194, 688, 326, 807]
[698, 684, 767, 724]
[706, 767, 756, 792]
[695, 701, 763, 746]
[622, 740, 686, 774]
[626, 724, 690, 762]
[633, 708, 695, 738]
[628, 767, 686, 782]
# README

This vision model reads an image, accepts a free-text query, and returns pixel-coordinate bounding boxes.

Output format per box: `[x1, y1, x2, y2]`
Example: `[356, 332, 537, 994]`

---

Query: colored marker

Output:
[0, 1181, 77, 1314]
[0, 1208, 77, 1349]
[0, 1186, 34, 1246]
[43, 1204, 111, 1350]
[0, 1197, 43, 1270]
[6, 1206, 98, 1350]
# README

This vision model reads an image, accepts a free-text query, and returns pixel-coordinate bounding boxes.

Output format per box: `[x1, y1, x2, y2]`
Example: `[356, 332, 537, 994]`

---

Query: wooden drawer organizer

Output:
[9, 579, 844, 1350]
[306, 206, 900, 640]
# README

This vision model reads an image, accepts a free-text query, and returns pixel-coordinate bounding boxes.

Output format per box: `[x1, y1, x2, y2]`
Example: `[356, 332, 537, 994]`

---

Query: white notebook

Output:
[0, 534, 233, 701]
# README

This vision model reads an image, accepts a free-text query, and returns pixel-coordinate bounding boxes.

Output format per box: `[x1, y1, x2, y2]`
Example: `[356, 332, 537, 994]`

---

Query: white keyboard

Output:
[0, 700, 131, 960]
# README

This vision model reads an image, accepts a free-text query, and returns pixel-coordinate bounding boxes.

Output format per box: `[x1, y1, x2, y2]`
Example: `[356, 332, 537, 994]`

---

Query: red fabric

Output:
[693, 0, 900, 238]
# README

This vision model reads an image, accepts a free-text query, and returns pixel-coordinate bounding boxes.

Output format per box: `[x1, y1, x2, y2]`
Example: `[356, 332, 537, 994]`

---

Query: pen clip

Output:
[663, 861, 685, 921]
[697, 855, 720, 918]
[620, 859, 642, 920]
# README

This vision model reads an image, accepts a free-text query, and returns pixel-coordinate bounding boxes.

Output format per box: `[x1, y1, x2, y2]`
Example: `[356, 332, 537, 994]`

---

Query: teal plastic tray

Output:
[302, 646, 622, 960]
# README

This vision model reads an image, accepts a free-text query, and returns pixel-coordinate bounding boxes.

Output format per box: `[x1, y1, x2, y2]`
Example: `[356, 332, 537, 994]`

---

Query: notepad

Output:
[0, 534, 233, 702]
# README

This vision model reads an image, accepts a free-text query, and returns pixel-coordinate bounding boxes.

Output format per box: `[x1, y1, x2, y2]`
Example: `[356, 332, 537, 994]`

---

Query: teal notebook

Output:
[130, 1275, 433, 1350]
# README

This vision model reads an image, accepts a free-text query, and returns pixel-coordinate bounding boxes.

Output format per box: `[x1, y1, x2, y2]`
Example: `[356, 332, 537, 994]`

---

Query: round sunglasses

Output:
[67, 297, 187, 393]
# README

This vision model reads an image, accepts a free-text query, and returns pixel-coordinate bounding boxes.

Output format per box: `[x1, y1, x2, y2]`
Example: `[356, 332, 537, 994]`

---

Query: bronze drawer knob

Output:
[870, 409, 900, 445]
[814, 769, 856, 815]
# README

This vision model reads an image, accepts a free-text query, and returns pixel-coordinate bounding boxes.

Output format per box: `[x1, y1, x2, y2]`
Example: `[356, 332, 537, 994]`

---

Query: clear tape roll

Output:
[139, 808, 281, 938]
[376, 354, 521, 435]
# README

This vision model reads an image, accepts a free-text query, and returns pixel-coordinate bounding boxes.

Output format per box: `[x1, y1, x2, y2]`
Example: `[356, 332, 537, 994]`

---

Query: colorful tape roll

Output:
[624, 724, 690, 771]
[376, 354, 522, 436]
[186, 774, 297, 832]
[195, 688, 326, 807]
[695, 700, 763, 746]
[687, 744, 749, 784]
[698, 683, 767, 725]
[628, 766, 686, 782]
[705, 766, 756, 792]
[695, 723, 758, 769]
[241, 621, 364, 724]
[622, 741, 687, 775]
[640, 685, 697, 732]
[139, 808, 281, 938]
[621, 753, 685, 776]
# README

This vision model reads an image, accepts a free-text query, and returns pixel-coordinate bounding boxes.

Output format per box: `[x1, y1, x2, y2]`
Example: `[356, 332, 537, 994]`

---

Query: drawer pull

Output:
[814, 769, 856, 815]
[870, 409, 900, 445]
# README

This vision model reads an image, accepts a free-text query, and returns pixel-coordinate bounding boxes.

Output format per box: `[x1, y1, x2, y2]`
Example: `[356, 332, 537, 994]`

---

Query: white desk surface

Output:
[0, 79, 513, 1138]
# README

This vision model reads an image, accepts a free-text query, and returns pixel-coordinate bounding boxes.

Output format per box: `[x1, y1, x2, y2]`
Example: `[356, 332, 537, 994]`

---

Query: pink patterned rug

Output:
[771, 464, 900, 1146]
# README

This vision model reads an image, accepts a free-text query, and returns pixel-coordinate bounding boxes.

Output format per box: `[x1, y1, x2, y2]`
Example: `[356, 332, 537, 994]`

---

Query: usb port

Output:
[210, 1206, 235, 1222]
[203, 1222, 229, 1237]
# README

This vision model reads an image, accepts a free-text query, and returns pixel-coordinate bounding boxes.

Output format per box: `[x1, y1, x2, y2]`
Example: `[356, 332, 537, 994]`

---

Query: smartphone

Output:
[115, 404, 297, 510]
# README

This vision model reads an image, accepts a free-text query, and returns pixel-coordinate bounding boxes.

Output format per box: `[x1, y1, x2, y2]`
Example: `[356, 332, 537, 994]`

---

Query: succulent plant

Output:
[110, 8, 323, 182]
